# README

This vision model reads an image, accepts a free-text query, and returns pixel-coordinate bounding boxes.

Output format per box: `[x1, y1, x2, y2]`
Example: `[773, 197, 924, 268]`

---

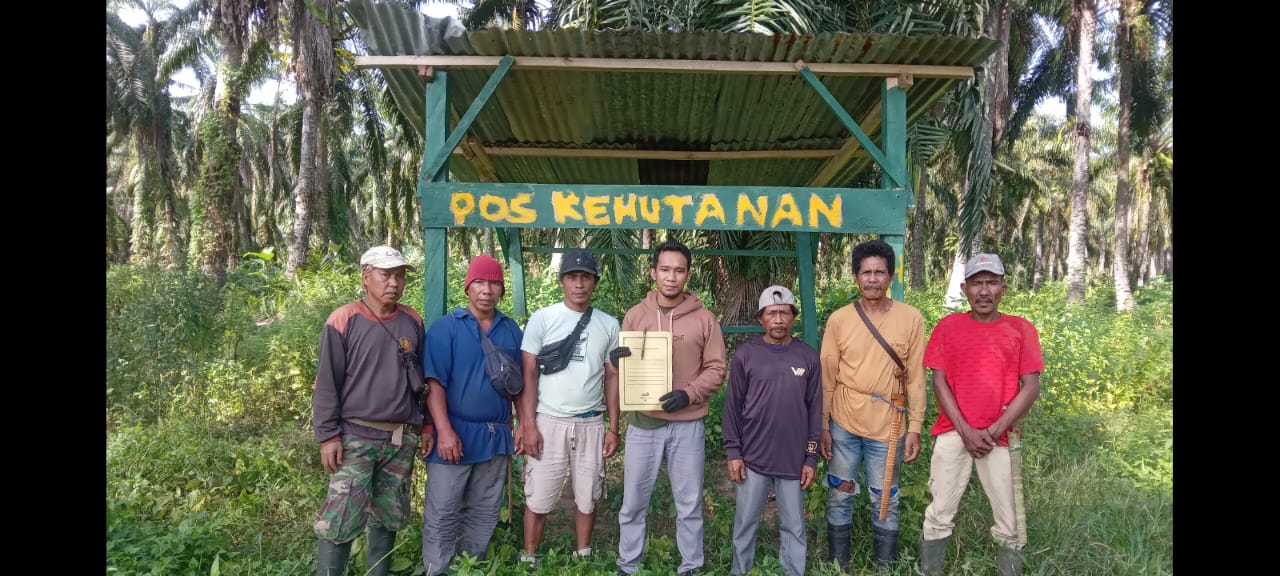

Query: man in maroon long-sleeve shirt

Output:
[312, 246, 428, 576]
[722, 285, 823, 576]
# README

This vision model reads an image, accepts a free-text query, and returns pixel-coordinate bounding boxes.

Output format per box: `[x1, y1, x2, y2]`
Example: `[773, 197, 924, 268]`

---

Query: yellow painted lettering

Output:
[695, 194, 726, 226]
[551, 191, 583, 224]
[663, 195, 694, 225]
[736, 194, 767, 227]
[613, 194, 638, 224]
[450, 193, 476, 226]
[771, 193, 802, 228]
[584, 195, 610, 225]
[508, 193, 536, 224]
[809, 193, 841, 228]
[640, 196, 661, 224]
[479, 195, 509, 222]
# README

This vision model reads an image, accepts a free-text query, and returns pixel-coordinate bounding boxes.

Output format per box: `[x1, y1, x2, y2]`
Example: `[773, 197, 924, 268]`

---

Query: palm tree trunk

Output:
[1111, 0, 1137, 312]
[129, 159, 157, 265]
[236, 147, 255, 255]
[108, 198, 123, 266]
[286, 97, 319, 277]
[1033, 214, 1045, 291]
[260, 76, 282, 248]
[159, 190, 183, 269]
[312, 107, 332, 252]
[989, 0, 1013, 150]
[485, 227, 495, 255]
[285, 0, 335, 276]
[909, 166, 927, 291]
[1066, 0, 1098, 306]
[457, 228, 472, 261]
[1132, 136, 1155, 288]
[190, 38, 245, 284]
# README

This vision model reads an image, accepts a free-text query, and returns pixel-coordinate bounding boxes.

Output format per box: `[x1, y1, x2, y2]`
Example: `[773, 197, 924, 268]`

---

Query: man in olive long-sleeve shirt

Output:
[722, 285, 822, 576]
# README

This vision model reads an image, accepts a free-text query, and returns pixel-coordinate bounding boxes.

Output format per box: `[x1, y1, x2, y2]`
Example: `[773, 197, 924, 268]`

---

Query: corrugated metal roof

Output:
[349, 0, 998, 188]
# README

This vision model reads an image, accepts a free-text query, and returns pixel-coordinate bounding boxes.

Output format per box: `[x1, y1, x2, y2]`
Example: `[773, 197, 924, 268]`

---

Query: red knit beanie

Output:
[465, 255, 504, 291]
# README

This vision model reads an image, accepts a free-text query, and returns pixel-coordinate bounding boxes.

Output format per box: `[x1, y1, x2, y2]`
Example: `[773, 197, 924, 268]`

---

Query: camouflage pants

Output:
[313, 431, 420, 543]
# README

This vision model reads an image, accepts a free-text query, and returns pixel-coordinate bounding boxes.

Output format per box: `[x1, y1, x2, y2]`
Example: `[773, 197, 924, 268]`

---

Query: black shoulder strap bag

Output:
[536, 307, 593, 375]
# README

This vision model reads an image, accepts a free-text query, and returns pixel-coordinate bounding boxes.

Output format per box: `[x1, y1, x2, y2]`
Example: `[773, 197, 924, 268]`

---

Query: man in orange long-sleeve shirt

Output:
[819, 240, 927, 571]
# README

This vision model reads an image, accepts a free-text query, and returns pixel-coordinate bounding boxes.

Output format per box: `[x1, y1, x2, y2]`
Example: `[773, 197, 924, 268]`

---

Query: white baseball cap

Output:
[360, 246, 412, 270]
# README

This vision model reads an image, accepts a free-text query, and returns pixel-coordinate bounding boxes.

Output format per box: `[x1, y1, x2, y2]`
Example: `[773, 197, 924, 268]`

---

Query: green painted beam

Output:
[797, 66, 904, 188]
[421, 71, 450, 322]
[882, 234, 905, 303]
[421, 55, 514, 183]
[796, 232, 817, 345]
[423, 183, 910, 234]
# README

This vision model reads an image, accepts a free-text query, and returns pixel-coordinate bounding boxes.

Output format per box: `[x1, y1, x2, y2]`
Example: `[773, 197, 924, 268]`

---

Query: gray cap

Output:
[560, 250, 599, 278]
[757, 285, 796, 315]
[964, 253, 1006, 279]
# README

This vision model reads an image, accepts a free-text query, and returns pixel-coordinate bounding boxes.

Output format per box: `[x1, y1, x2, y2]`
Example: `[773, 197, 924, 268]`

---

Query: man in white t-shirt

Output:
[515, 249, 622, 567]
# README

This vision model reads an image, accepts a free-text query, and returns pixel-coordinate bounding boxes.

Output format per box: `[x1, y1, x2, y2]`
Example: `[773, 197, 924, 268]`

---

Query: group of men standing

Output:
[308, 239, 1043, 576]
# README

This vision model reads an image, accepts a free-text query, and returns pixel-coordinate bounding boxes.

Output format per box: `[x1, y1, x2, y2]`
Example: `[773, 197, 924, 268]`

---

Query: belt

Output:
[345, 418, 414, 446]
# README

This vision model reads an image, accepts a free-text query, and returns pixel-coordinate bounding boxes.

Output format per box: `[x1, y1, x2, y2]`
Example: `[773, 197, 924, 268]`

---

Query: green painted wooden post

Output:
[499, 228, 527, 322]
[881, 78, 908, 302]
[796, 232, 817, 344]
[420, 71, 449, 322]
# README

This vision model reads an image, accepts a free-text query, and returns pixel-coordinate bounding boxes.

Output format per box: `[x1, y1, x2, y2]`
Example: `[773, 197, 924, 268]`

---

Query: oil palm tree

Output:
[107, 0, 206, 267]
[190, 0, 281, 283]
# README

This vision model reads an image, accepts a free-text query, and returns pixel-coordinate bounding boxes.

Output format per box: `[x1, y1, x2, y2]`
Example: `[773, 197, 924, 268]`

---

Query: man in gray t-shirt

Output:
[515, 250, 621, 568]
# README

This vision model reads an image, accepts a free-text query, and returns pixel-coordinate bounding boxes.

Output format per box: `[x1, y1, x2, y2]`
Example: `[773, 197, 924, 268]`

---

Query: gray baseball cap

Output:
[757, 285, 796, 315]
[964, 253, 1006, 279]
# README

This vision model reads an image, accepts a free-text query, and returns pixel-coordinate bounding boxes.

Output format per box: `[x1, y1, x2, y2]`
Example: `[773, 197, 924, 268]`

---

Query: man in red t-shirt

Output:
[918, 253, 1043, 576]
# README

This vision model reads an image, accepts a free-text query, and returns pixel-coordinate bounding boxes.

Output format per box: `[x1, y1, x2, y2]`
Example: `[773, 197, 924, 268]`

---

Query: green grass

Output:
[106, 264, 1172, 575]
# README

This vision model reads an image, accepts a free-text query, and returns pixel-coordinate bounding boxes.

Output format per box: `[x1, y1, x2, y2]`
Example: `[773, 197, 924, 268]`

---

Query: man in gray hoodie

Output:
[615, 240, 727, 576]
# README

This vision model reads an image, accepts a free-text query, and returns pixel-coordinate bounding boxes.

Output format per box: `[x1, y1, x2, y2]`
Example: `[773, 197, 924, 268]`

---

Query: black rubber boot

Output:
[317, 539, 353, 576]
[827, 522, 852, 572]
[918, 536, 949, 576]
[871, 526, 899, 569]
[365, 527, 397, 576]
[996, 545, 1024, 576]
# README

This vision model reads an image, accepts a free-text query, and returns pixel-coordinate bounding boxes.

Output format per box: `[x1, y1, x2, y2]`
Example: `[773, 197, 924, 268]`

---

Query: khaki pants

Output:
[523, 413, 605, 515]
[922, 430, 1020, 547]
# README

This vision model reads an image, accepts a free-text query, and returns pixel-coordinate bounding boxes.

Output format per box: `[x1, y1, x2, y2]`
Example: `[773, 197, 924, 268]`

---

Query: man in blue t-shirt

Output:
[420, 255, 524, 576]
[722, 285, 823, 576]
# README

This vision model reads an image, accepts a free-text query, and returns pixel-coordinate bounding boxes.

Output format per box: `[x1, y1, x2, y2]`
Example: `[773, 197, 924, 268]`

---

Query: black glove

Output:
[659, 389, 690, 413]
[609, 346, 632, 368]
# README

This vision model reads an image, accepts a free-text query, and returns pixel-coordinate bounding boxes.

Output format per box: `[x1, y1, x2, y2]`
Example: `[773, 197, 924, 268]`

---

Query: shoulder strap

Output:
[566, 306, 593, 346]
[853, 301, 906, 373]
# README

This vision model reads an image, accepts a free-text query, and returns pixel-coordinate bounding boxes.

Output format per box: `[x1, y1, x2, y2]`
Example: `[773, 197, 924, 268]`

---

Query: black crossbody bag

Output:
[535, 307, 593, 375]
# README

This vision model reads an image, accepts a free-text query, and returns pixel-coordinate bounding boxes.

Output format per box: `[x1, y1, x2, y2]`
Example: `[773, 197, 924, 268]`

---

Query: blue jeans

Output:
[825, 422, 905, 531]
